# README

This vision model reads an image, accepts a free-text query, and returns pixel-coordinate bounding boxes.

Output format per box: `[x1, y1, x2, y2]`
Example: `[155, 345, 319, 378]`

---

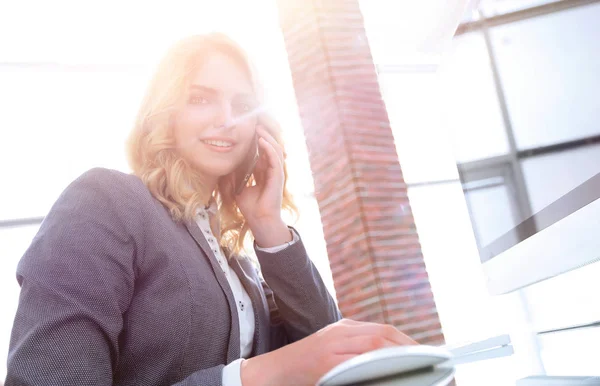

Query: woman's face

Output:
[173, 52, 259, 184]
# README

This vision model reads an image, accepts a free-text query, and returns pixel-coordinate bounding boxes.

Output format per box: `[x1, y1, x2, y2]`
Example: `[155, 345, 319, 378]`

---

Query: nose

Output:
[214, 100, 236, 130]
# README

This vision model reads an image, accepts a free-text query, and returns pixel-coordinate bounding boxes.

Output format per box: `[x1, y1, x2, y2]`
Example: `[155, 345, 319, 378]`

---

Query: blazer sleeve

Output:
[255, 230, 342, 344]
[5, 169, 225, 386]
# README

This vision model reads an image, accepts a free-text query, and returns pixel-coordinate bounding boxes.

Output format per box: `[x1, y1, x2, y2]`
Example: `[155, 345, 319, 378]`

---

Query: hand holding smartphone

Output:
[233, 123, 291, 247]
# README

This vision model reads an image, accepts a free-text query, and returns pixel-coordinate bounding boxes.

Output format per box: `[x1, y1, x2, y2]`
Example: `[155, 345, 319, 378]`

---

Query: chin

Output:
[191, 161, 236, 179]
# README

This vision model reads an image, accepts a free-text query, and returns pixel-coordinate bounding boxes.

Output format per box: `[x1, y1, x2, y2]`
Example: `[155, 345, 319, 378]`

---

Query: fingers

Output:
[257, 137, 283, 171]
[252, 148, 270, 186]
[332, 335, 403, 355]
[257, 136, 284, 182]
[255, 137, 284, 196]
[337, 319, 418, 346]
[256, 125, 284, 164]
[338, 318, 362, 325]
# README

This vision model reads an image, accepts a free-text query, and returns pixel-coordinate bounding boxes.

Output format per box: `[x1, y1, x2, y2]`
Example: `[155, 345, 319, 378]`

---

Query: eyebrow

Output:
[189, 85, 218, 95]
[189, 84, 256, 101]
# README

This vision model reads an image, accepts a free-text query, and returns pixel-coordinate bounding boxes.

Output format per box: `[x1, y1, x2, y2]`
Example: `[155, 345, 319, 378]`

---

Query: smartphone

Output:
[233, 133, 260, 195]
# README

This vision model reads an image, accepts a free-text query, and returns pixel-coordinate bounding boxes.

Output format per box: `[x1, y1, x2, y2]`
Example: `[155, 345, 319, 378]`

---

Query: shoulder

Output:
[62, 167, 152, 205]
[50, 167, 152, 225]
[70, 167, 145, 195]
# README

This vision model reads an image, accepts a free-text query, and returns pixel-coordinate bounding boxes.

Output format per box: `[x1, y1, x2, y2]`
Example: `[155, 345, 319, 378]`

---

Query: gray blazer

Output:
[6, 168, 341, 385]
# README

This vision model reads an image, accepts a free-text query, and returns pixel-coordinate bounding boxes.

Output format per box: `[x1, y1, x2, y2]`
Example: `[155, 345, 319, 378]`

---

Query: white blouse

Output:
[194, 206, 298, 386]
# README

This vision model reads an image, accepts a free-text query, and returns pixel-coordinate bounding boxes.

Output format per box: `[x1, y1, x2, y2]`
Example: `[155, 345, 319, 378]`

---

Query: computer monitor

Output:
[442, 0, 600, 296]
[465, 171, 600, 295]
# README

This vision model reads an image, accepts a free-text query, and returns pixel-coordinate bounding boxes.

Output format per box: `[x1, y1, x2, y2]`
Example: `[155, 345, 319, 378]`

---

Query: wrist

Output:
[252, 218, 292, 249]
[240, 358, 257, 386]
[241, 353, 280, 386]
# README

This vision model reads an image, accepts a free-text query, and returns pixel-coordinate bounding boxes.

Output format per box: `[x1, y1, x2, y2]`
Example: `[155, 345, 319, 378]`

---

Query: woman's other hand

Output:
[236, 125, 292, 248]
[240, 318, 417, 386]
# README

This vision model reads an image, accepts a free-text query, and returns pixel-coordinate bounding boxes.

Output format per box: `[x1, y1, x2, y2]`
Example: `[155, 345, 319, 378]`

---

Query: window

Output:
[0, 69, 148, 220]
[464, 179, 521, 249]
[490, 3, 600, 150]
[379, 72, 460, 184]
[437, 32, 510, 163]
[360, 1, 472, 63]
[479, 0, 563, 16]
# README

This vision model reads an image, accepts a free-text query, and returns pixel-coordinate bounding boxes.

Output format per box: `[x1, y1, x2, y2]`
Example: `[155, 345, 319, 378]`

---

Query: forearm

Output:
[256, 232, 341, 341]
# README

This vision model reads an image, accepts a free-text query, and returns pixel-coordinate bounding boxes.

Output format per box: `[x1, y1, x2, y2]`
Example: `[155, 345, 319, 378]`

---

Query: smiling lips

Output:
[203, 139, 233, 147]
[200, 138, 236, 152]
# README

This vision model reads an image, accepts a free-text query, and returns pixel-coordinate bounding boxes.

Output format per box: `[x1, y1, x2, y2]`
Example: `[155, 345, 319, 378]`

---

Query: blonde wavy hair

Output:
[126, 33, 297, 254]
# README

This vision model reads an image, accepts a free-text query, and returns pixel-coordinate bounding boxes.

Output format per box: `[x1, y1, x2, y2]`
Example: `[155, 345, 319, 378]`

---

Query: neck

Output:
[190, 171, 218, 208]
[200, 183, 216, 208]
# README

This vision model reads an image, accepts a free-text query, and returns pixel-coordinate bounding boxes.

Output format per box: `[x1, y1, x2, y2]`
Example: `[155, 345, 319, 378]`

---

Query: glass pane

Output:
[490, 3, 600, 149]
[460, 1, 482, 23]
[464, 182, 520, 248]
[378, 72, 460, 184]
[479, 0, 562, 16]
[521, 143, 600, 214]
[0, 224, 40, 381]
[438, 33, 510, 163]
[539, 326, 600, 376]
[0, 69, 149, 220]
[361, 0, 472, 63]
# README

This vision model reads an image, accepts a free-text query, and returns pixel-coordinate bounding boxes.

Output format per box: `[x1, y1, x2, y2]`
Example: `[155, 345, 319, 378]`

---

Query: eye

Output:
[236, 102, 251, 113]
[189, 95, 210, 105]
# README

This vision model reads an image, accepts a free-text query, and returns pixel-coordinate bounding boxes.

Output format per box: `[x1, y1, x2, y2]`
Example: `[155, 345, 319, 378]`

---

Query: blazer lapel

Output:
[184, 220, 241, 363]
[230, 257, 270, 356]
[184, 220, 213, 259]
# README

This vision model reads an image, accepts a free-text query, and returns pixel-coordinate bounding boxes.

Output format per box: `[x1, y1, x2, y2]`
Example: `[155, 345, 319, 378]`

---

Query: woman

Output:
[6, 33, 415, 386]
